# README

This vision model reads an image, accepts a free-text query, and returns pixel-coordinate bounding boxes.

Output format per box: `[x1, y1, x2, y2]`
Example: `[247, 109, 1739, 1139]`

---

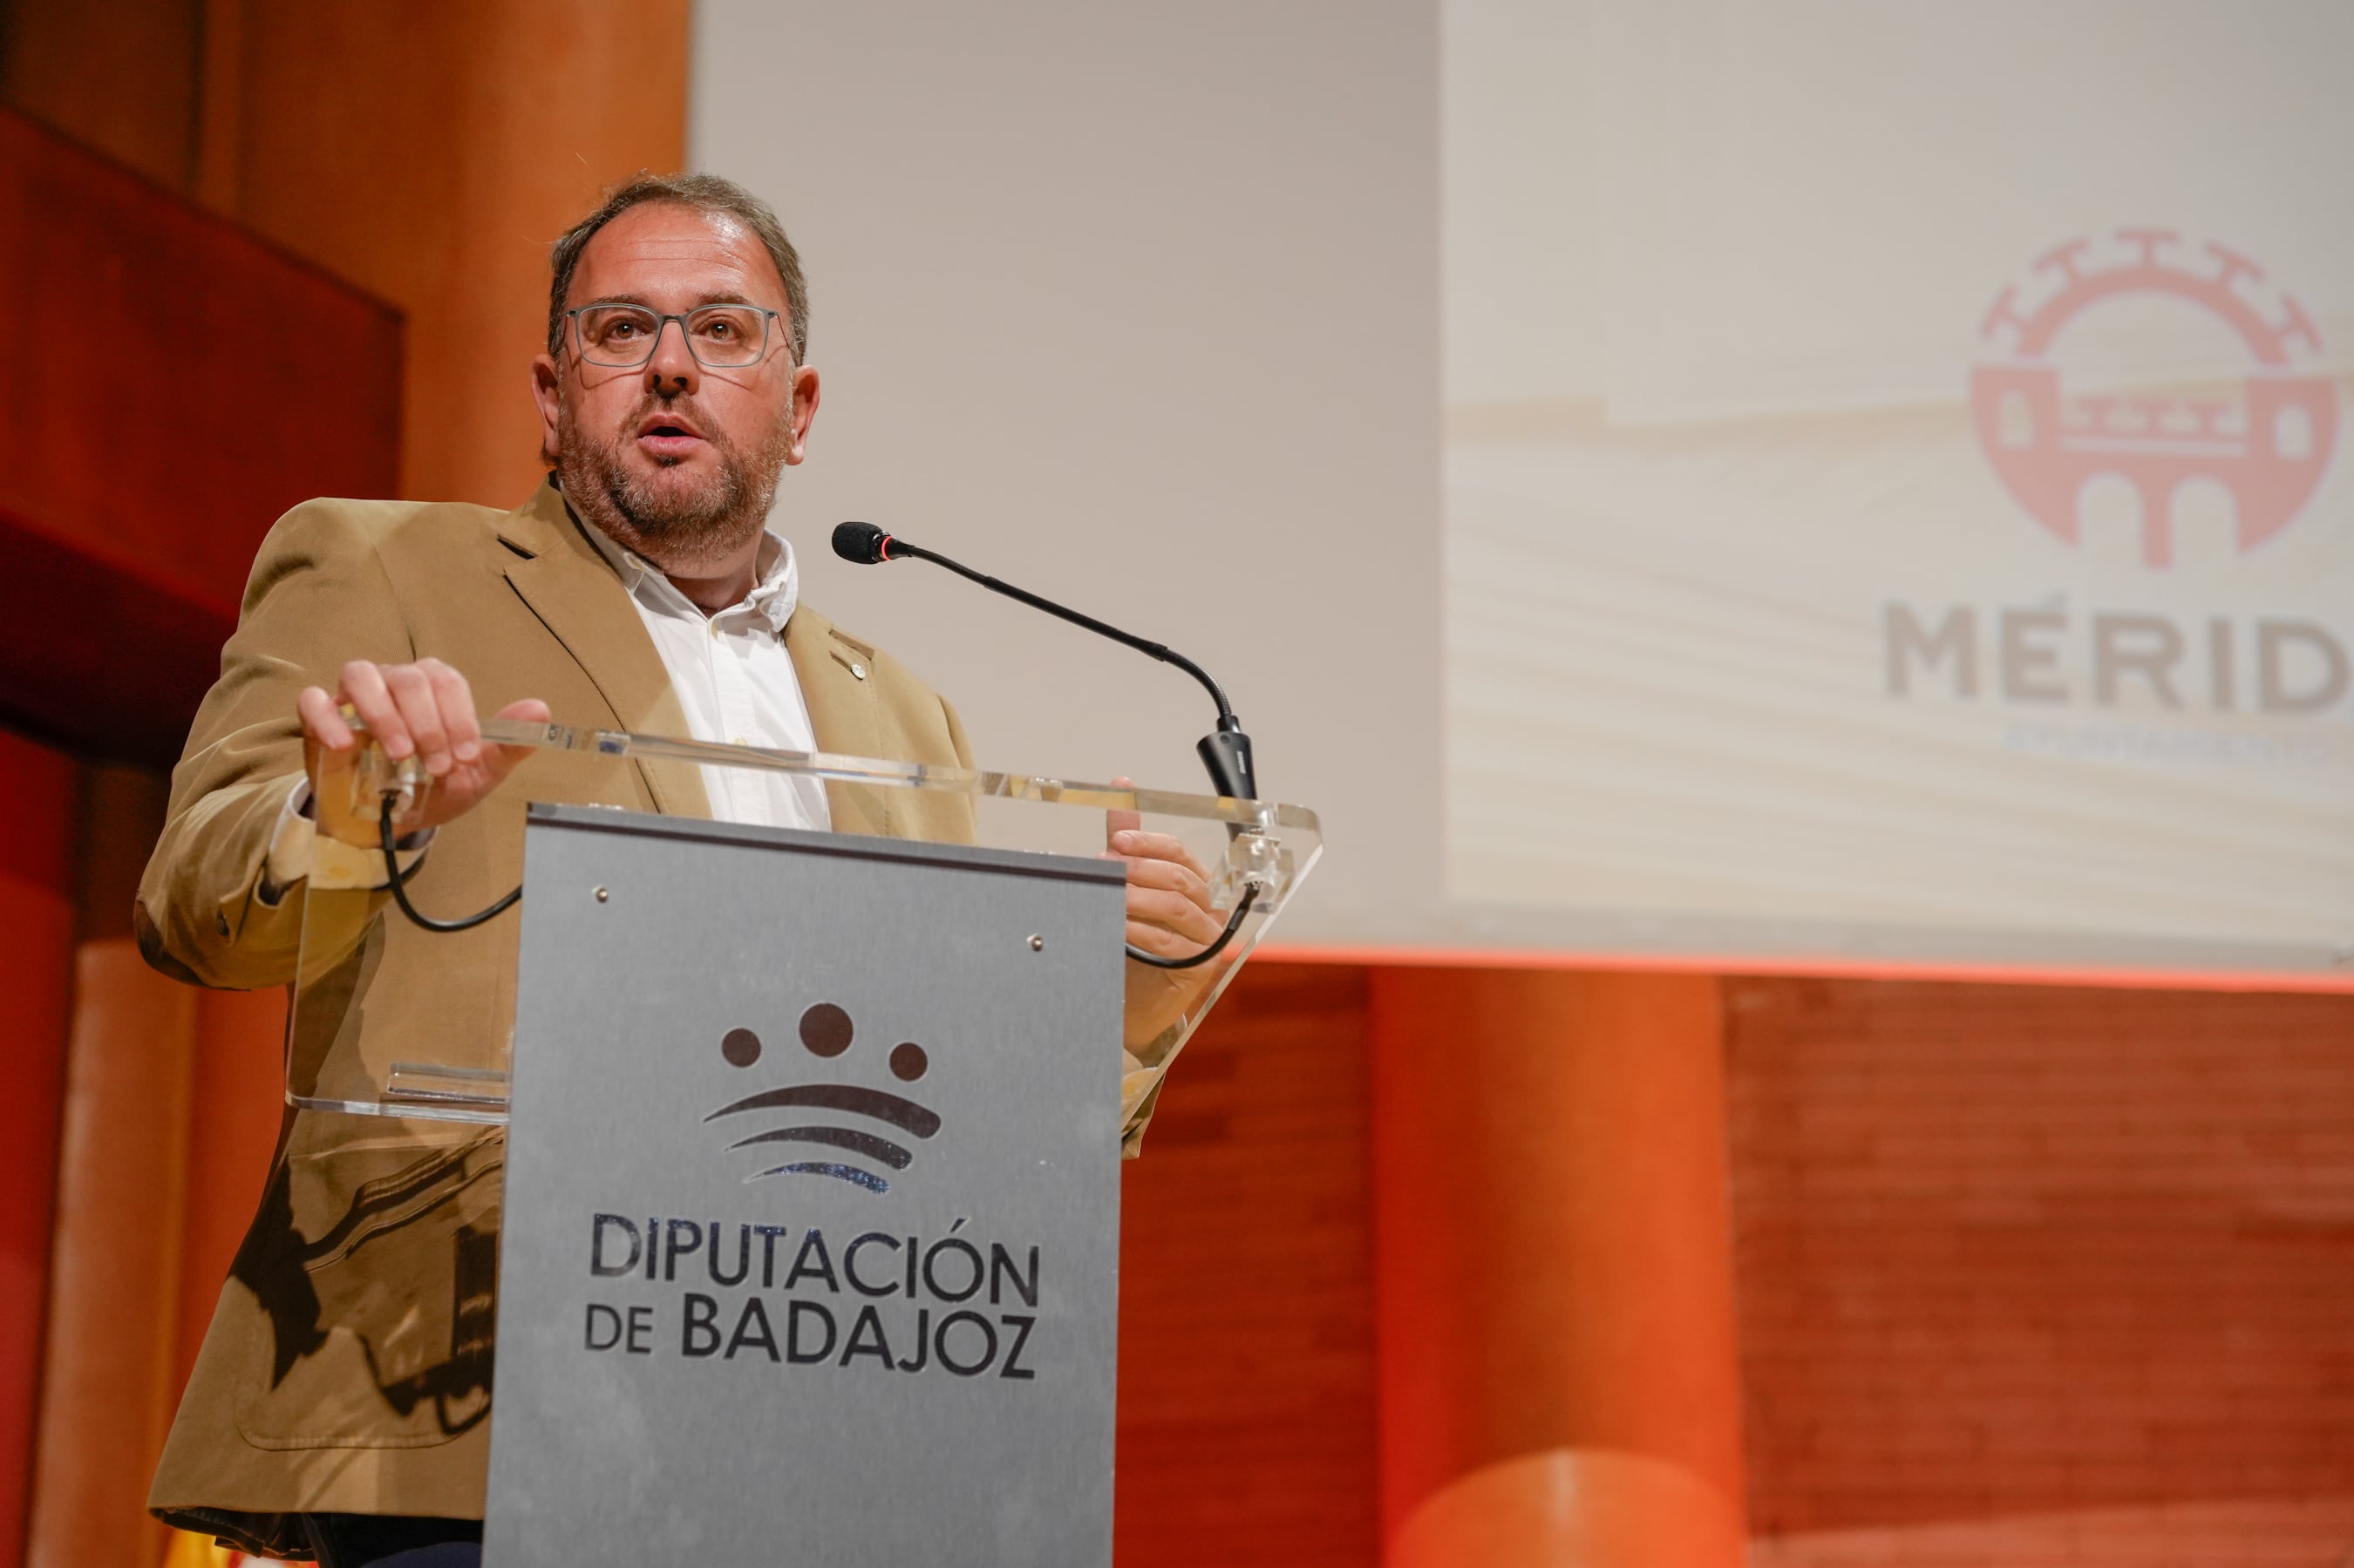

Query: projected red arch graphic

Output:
[1970, 227, 2337, 568]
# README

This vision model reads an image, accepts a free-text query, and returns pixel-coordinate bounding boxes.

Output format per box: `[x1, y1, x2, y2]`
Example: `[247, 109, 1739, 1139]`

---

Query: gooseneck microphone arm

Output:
[899, 546, 1236, 722]
[832, 520, 1259, 972]
[831, 521, 1257, 803]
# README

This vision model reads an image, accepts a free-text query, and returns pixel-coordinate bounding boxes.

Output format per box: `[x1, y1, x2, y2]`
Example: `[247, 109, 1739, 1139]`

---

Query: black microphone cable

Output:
[380, 794, 519, 933]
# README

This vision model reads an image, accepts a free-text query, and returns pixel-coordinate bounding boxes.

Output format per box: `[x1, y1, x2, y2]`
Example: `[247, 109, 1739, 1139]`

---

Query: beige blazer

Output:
[137, 482, 1121, 1556]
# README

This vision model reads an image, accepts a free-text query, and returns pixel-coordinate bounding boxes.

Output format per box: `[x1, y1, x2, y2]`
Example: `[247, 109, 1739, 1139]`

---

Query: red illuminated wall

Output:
[0, 730, 77, 1563]
[1731, 977, 2354, 1566]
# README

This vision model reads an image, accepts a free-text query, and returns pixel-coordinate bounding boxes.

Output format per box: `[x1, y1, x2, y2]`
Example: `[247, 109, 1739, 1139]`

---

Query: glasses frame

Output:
[565, 302, 786, 370]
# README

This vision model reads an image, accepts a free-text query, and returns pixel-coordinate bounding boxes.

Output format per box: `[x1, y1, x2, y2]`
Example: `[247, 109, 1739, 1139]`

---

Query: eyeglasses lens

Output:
[575, 305, 768, 368]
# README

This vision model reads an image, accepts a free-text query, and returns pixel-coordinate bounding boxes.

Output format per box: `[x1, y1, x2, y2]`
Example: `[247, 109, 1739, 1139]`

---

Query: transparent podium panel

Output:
[289, 717, 1323, 1126]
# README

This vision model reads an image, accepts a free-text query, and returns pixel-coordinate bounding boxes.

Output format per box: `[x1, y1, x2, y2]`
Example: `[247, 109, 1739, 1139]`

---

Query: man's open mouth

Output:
[636, 413, 707, 461]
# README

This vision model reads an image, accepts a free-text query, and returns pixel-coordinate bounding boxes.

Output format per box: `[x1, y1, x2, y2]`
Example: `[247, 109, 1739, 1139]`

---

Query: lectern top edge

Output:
[525, 801, 1133, 888]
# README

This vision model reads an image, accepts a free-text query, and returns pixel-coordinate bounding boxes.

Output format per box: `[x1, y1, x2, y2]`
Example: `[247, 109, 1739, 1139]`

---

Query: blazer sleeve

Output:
[136, 500, 414, 990]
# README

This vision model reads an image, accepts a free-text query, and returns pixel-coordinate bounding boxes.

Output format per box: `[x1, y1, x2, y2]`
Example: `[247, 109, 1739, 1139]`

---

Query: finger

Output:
[296, 685, 353, 750]
[1125, 914, 1215, 960]
[1122, 855, 1214, 914]
[480, 698, 552, 784]
[1125, 885, 1224, 946]
[1105, 775, 1140, 852]
[1107, 828, 1213, 885]
[1126, 917, 1189, 958]
[338, 661, 408, 757]
[382, 664, 453, 776]
[421, 660, 481, 764]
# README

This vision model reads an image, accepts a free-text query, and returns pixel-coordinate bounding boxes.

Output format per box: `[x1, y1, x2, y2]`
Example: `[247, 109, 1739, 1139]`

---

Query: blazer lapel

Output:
[786, 602, 893, 836]
[496, 481, 711, 818]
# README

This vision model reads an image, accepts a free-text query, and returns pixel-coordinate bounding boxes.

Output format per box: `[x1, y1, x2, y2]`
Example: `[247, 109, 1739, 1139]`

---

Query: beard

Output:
[554, 389, 798, 568]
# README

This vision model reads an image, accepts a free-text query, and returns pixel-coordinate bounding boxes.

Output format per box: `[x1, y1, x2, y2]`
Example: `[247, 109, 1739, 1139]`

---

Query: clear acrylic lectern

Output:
[288, 719, 1321, 1128]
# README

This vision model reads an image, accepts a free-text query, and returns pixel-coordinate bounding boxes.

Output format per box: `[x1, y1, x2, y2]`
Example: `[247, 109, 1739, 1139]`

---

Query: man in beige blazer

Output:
[137, 173, 1221, 1565]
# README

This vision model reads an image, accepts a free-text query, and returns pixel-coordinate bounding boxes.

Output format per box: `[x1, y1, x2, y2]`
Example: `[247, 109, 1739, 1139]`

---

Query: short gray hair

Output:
[547, 172, 809, 364]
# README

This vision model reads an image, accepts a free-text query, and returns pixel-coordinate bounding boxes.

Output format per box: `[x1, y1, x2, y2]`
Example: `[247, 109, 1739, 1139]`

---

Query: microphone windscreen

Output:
[832, 521, 890, 564]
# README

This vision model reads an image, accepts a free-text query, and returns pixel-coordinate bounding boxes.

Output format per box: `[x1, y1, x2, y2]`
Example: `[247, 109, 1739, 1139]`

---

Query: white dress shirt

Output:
[584, 521, 832, 832]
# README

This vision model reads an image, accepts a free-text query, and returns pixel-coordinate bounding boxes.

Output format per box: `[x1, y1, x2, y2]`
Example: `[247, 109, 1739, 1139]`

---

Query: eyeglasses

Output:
[566, 303, 784, 369]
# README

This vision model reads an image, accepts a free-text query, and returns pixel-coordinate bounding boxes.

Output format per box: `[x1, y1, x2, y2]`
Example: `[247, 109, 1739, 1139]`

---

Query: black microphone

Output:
[830, 520, 1257, 802]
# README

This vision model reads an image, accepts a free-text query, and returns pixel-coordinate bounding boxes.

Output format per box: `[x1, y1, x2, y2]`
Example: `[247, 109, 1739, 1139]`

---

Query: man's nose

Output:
[643, 316, 698, 393]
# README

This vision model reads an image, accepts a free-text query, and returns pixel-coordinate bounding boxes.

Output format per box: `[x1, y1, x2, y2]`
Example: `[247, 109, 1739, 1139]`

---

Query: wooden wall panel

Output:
[1114, 962, 1380, 1566]
[0, 0, 201, 189]
[0, 730, 79, 1568]
[0, 106, 400, 763]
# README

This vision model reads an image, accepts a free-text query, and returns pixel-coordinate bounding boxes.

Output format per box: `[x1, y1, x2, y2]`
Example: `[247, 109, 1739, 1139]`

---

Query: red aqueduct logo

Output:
[1970, 227, 2337, 568]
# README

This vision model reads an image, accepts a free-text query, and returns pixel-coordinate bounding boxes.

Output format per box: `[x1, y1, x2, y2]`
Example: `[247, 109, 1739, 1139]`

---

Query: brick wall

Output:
[1113, 963, 1380, 1565]
[1728, 978, 2354, 1565]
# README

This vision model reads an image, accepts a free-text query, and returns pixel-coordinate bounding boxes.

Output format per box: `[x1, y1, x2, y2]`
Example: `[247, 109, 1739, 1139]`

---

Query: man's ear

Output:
[785, 363, 821, 465]
[531, 352, 563, 465]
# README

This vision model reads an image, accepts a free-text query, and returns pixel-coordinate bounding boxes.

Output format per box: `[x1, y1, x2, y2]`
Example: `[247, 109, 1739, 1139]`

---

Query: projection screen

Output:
[696, 0, 2354, 980]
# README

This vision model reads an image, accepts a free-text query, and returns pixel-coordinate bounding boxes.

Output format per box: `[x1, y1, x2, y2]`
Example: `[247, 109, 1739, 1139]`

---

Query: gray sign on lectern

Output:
[484, 804, 1128, 1567]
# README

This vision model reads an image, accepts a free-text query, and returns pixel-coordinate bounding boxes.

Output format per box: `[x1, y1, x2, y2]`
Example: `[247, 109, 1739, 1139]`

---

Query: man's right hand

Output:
[297, 659, 549, 845]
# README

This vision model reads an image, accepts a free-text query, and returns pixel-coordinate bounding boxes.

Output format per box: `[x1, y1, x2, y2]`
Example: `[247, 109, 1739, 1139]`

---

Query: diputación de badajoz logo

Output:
[704, 1001, 941, 1196]
[581, 1002, 1046, 1379]
[1970, 227, 2337, 568]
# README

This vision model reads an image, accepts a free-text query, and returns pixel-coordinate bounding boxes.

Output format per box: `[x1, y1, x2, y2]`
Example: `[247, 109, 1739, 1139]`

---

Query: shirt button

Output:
[850, 662, 868, 681]
[710, 623, 723, 640]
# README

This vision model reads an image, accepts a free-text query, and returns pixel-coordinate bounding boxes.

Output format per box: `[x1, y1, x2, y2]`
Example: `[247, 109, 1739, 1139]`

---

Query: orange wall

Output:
[1115, 965, 2354, 1565]
[212, 0, 690, 507]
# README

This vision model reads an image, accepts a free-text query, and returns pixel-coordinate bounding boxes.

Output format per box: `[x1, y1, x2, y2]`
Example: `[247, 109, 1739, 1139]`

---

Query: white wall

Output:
[693, 0, 1442, 947]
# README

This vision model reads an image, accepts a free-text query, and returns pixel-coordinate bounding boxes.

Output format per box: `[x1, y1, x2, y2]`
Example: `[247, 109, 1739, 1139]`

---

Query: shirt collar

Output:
[580, 515, 800, 635]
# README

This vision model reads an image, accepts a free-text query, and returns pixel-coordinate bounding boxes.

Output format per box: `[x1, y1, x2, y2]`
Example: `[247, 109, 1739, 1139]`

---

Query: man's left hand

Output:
[1106, 785, 1228, 1050]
